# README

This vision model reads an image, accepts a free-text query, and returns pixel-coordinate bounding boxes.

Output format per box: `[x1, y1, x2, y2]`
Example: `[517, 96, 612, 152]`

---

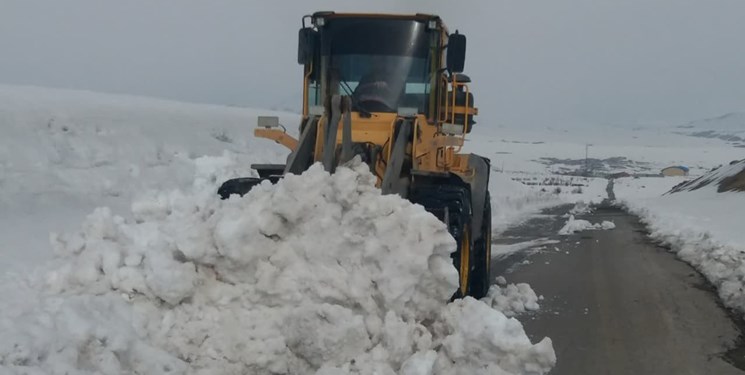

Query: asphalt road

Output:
[492, 202, 745, 375]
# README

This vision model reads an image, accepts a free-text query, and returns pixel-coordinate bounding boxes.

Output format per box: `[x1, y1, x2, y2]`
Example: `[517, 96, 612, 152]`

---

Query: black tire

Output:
[217, 177, 262, 200]
[469, 192, 492, 299]
[409, 182, 473, 300]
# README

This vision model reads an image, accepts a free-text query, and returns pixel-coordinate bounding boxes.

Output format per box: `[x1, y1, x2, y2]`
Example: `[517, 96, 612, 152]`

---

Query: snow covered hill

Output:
[0, 84, 295, 203]
[675, 112, 745, 147]
[0, 85, 556, 374]
[680, 112, 745, 131]
[615, 160, 745, 314]
[667, 159, 745, 194]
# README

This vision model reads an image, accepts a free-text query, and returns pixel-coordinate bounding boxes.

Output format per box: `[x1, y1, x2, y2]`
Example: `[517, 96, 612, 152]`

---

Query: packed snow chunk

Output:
[601, 221, 616, 230]
[400, 350, 438, 375]
[569, 200, 593, 215]
[1, 159, 554, 374]
[433, 298, 555, 375]
[558, 215, 615, 235]
[495, 276, 508, 286]
[558, 215, 597, 235]
[482, 283, 541, 317]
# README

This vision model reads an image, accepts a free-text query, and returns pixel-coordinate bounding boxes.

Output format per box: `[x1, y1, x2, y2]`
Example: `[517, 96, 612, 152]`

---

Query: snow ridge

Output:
[616, 161, 745, 316]
[626, 204, 745, 314]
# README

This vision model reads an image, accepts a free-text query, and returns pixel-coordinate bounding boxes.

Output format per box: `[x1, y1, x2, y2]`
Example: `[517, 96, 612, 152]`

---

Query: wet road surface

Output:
[492, 202, 745, 375]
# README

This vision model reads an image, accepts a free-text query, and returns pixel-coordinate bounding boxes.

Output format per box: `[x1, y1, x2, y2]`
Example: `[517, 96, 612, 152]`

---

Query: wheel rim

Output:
[459, 225, 470, 296]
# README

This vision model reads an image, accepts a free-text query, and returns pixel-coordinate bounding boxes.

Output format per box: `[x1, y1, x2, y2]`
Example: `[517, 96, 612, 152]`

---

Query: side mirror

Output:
[297, 28, 317, 65]
[446, 32, 466, 73]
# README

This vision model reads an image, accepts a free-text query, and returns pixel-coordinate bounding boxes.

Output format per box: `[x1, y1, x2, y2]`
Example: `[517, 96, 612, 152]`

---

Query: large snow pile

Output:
[0, 159, 555, 374]
[557, 215, 615, 235]
[616, 162, 745, 315]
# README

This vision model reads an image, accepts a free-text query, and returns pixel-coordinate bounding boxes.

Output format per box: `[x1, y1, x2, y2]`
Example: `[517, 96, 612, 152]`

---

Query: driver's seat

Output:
[352, 71, 404, 112]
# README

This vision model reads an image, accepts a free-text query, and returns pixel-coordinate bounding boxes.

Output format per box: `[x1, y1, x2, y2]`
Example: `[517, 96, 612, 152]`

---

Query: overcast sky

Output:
[1, 0, 744, 127]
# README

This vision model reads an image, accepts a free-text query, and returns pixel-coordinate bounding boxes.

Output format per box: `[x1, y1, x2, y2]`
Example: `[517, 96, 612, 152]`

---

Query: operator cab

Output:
[322, 17, 431, 115]
[299, 12, 474, 130]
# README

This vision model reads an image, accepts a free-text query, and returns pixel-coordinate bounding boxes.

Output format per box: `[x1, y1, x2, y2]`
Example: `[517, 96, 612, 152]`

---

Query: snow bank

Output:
[0, 158, 554, 374]
[617, 162, 745, 315]
[613, 176, 688, 201]
[557, 215, 615, 235]
[488, 173, 562, 235]
[630, 216, 745, 314]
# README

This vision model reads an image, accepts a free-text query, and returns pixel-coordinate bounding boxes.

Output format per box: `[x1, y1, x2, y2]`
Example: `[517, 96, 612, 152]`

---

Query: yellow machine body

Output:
[231, 12, 492, 299]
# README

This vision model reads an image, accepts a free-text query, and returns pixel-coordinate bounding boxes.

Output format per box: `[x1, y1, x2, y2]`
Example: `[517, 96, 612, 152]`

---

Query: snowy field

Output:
[469, 123, 742, 176]
[1, 84, 743, 373]
[615, 161, 745, 314]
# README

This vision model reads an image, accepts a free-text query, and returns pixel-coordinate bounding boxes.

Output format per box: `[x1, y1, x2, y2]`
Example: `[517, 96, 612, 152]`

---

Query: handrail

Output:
[302, 60, 314, 117]
[439, 74, 449, 124]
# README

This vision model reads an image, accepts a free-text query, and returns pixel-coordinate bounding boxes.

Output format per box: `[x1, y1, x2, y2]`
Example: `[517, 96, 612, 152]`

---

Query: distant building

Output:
[610, 172, 631, 179]
[661, 166, 690, 176]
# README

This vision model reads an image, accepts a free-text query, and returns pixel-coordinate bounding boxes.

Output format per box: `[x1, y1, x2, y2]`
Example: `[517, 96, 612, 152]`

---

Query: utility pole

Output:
[585, 144, 592, 176]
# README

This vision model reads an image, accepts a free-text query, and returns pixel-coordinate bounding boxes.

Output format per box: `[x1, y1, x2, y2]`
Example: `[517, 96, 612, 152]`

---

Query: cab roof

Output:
[310, 12, 449, 33]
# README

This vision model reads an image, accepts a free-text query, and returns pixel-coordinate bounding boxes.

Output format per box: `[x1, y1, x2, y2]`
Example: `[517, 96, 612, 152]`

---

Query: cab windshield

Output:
[321, 18, 434, 114]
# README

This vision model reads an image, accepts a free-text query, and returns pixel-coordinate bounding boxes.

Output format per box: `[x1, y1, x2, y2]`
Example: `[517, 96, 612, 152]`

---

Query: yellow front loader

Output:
[219, 12, 492, 298]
